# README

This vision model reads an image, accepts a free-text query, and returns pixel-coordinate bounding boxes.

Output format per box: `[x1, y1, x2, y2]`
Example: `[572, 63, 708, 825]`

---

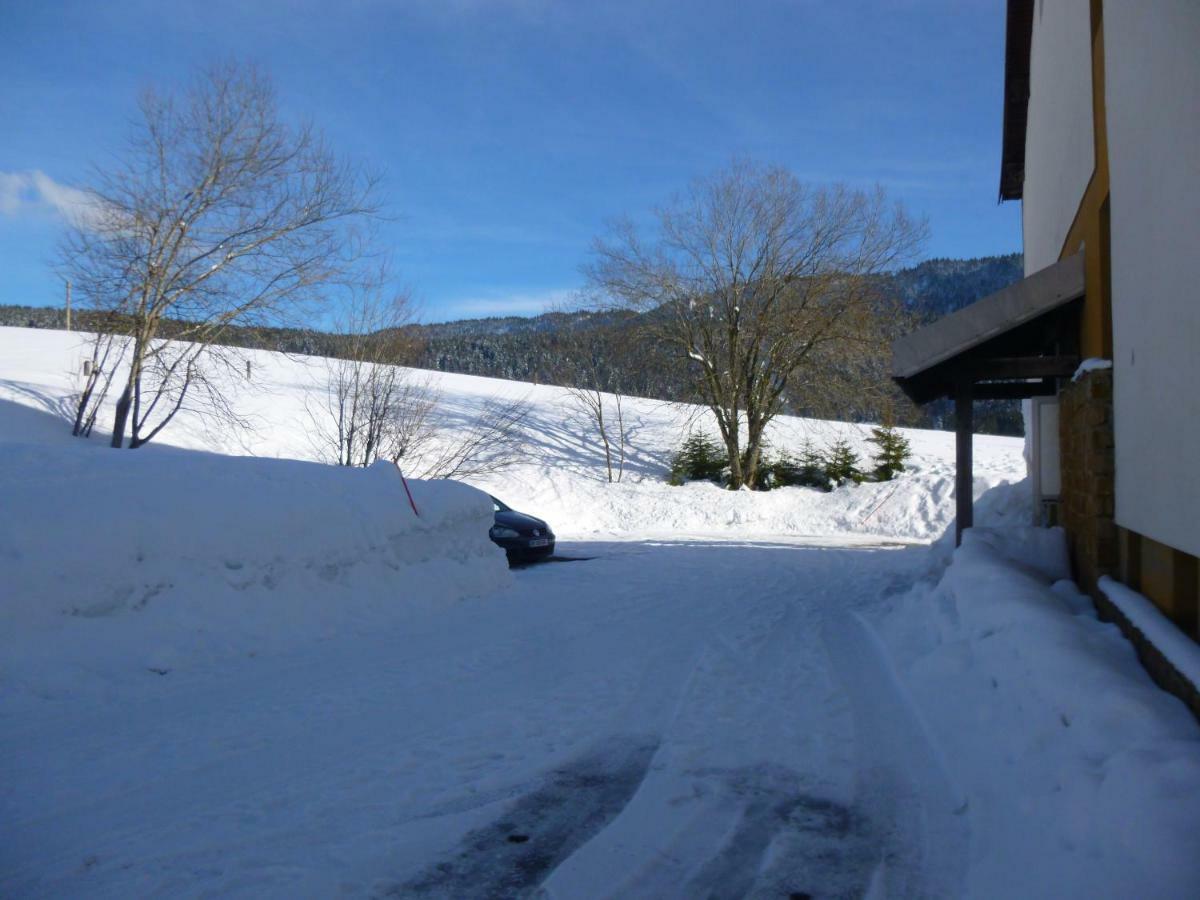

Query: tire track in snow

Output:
[377, 571, 788, 899]
[820, 606, 969, 899]
[384, 735, 661, 899]
[537, 592, 879, 899]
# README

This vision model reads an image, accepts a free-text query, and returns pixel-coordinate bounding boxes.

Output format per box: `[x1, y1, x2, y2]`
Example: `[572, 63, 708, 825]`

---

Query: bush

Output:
[668, 431, 729, 486]
[824, 439, 864, 486]
[867, 423, 911, 481]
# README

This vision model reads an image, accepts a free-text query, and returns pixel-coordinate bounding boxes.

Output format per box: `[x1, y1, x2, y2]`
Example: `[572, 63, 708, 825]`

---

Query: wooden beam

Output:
[965, 355, 1079, 380]
[973, 379, 1058, 400]
[955, 378, 974, 547]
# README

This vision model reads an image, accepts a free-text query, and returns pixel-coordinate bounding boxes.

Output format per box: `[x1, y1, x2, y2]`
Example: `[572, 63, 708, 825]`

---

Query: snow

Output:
[2, 325, 1198, 897]
[877, 534, 1200, 898]
[961, 524, 1071, 582]
[1072, 357, 1113, 381]
[1100, 575, 1200, 691]
[0, 326, 1028, 546]
[0, 444, 506, 712]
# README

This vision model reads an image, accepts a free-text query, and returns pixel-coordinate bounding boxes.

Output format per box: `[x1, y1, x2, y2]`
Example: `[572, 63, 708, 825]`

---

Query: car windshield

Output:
[490, 495, 511, 513]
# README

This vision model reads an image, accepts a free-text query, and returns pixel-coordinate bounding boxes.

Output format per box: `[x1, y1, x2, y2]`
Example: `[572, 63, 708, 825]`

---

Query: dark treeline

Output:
[1, 253, 1023, 434]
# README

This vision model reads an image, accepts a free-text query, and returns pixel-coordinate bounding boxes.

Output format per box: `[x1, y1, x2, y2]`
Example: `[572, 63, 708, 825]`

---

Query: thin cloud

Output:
[437, 287, 577, 321]
[0, 170, 98, 226]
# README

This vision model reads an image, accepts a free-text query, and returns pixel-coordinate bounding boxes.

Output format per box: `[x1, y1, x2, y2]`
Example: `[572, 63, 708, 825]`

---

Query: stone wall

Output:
[1058, 368, 1117, 594]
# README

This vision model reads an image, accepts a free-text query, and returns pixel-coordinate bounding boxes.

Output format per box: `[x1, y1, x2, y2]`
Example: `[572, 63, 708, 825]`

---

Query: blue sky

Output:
[0, 0, 1019, 323]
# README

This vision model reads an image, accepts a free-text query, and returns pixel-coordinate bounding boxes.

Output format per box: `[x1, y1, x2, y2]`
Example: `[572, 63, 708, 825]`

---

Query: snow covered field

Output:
[2, 326, 1199, 897]
[0, 326, 1026, 544]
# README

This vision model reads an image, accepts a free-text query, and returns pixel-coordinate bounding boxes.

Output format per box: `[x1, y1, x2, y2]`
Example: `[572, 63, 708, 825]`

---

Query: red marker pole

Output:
[394, 461, 420, 517]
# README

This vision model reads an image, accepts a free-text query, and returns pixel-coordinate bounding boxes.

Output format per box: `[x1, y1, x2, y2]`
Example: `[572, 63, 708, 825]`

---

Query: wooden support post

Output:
[955, 378, 974, 546]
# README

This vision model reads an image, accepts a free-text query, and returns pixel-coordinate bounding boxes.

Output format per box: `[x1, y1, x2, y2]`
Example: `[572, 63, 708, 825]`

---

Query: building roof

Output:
[892, 253, 1085, 403]
[999, 0, 1035, 200]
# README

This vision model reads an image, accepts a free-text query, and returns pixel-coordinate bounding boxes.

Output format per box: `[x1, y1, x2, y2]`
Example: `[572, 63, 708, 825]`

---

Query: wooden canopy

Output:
[891, 253, 1085, 543]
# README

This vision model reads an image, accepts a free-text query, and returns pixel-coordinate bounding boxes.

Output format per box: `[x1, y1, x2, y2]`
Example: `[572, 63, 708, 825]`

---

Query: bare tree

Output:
[550, 318, 631, 483]
[309, 282, 432, 467]
[58, 62, 381, 448]
[71, 318, 128, 438]
[586, 160, 926, 489]
[384, 376, 440, 468]
[308, 283, 532, 480]
[567, 381, 627, 483]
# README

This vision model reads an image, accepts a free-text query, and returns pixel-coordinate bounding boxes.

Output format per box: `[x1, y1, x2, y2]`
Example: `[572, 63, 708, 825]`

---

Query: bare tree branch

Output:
[405, 397, 532, 481]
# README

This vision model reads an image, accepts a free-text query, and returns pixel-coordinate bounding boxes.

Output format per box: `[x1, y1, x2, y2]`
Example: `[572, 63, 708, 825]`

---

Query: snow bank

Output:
[1100, 575, 1200, 691]
[475, 467, 1025, 545]
[0, 439, 508, 709]
[961, 526, 1071, 582]
[876, 528, 1200, 897]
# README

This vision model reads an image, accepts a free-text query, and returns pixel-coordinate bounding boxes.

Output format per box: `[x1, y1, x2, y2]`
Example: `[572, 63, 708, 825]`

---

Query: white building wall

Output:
[1106, 0, 1200, 558]
[1021, 0, 1094, 276]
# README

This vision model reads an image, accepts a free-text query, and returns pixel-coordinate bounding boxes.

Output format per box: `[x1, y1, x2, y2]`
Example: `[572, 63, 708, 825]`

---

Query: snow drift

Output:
[0, 433, 507, 709]
[877, 525, 1200, 898]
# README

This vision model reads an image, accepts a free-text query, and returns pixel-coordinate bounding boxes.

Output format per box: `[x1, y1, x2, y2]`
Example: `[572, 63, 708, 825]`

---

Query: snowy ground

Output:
[3, 536, 944, 898]
[3, 326, 1199, 898]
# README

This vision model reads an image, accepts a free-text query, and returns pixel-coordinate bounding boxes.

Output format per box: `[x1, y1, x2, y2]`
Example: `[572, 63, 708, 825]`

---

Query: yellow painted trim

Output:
[1119, 526, 1200, 640]
[1057, 0, 1113, 359]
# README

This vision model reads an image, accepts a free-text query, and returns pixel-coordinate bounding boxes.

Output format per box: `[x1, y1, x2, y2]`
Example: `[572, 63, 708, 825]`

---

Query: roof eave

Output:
[999, 0, 1035, 201]
[891, 253, 1086, 403]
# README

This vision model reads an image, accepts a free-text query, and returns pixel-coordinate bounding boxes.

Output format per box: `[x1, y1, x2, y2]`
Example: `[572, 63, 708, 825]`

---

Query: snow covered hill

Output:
[0, 325, 1027, 544]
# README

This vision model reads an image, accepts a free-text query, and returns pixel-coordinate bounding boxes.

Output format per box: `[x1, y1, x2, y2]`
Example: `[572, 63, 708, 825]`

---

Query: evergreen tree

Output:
[797, 440, 829, 488]
[668, 432, 729, 486]
[762, 451, 796, 489]
[867, 423, 912, 481]
[824, 439, 863, 486]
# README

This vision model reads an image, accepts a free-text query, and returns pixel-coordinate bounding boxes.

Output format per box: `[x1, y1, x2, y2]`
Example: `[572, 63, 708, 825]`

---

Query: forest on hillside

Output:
[1, 253, 1024, 434]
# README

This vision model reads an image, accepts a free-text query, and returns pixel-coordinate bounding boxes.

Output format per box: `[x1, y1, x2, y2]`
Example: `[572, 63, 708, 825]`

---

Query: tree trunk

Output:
[726, 437, 744, 489]
[614, 395, 626, 483]
[110, 382, 132, 448]
[741, 417, 768, 490]
[596, 397, 614, 483]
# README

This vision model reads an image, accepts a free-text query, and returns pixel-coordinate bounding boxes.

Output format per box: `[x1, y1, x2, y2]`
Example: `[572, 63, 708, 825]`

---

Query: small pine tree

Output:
[867, 423, 911, 482]
[824, 439, 863, 486]
[797, 440, 831, 490]
[759, 439, 831, 491]
[766, 440, 828, 491]
[668, 431, 729, 486]
[762, 451, 797, 489]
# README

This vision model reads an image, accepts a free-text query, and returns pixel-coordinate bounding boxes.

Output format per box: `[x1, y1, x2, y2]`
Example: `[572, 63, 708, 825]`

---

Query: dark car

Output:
[488, 495, 555, 563]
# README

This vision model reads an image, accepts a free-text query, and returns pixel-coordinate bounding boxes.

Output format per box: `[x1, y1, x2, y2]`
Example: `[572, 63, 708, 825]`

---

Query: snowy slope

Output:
[0, 325, 1027, 544]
